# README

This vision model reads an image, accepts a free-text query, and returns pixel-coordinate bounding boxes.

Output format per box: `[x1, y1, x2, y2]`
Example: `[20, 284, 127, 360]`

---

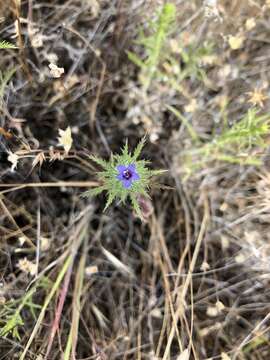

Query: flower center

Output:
[123, 169, 132, 180]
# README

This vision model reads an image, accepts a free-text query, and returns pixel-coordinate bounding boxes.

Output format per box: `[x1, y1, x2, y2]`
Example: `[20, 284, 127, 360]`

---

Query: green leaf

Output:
[0, 68, 17, 99]
[0, 314, 24, 339]
[127, 51, 146, 69]
[166, 105, 199, 142]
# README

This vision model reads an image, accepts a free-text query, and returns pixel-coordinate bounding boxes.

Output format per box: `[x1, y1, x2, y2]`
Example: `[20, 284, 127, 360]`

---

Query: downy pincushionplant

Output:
[82, 138, 165, 216]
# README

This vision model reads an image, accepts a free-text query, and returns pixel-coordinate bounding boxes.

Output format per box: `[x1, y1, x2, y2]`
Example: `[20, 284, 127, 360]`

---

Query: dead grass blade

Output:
[64, 235, 88, 359]
[101, 246, 135, 278]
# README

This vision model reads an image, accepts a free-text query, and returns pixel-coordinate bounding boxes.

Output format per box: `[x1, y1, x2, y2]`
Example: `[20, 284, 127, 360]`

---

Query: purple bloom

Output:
[116, 163, 140, 189]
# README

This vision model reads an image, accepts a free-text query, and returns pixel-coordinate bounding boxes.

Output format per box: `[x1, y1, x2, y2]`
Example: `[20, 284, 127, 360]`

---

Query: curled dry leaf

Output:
[228, 35, 245, 50]
[216, 300, 225, 312]
[82, 0, 100, 18]
[49, 147, 65, 161]
[136, 194, 154, 222]
[177, 348, 189, 360]
[18, 236, 26, 246]
[32, 151, 46, 170]
[57, 127, 73, 154]
[206, 305, 219, 317]
[0, 296, 6, 305]
[184, 99, 198, 113]
[207, 301, 225, 317]
[0, 127, 13, 140]
[85, 265, 99, 276]
[11, 19, 19, 39]
[247, 88, 268, 108]
[245, 18, 256, 31]
[221, 352, 231, 360]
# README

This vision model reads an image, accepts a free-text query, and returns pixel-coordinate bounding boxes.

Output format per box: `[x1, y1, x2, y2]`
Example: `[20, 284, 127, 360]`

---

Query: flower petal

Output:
[122, 179, 132, 188]
[127, 163, 136, 172]
[132, 171, 140, 181]
[116, 164, 127, 174]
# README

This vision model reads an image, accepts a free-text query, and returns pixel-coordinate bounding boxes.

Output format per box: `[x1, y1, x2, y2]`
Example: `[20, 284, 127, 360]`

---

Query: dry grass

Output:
[1, 0, 270, 359]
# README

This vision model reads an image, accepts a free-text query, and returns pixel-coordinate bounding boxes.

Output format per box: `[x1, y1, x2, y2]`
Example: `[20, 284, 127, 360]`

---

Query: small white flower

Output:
[29, 25, 44, 48]
[41, 237, 50, 251]
[17, 258, 37, 276]
[204, 0, 222, 21]
[7, 151, 19, 172]
[31, 33, 44, 48]
[47, 53, 58, 64]
[184, 99, 198, 113]
[200, 261, 210, 271]
[49, 63, 64, 78]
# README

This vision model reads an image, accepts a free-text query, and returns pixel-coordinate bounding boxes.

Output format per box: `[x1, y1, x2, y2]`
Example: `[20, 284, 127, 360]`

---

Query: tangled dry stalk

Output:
[1, 0, 270, 359]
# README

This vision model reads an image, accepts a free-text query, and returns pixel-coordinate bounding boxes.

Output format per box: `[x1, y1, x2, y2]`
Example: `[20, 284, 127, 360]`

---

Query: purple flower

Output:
[116, 163, 140, 189]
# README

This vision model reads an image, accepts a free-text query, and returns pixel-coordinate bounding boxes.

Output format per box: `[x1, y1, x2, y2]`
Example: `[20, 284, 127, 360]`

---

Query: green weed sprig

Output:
[128, 3, 176, 92]
[0, 40, 17, 49]
[0, 283, 43, 340]
[182, 108, 270, 177]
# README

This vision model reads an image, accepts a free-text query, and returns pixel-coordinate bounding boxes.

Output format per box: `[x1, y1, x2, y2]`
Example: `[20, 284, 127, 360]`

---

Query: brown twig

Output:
[12, 0, 32, 82]
[0, 181, 99, 195]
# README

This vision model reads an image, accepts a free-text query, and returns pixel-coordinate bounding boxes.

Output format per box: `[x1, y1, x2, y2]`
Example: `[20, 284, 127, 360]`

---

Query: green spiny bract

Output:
[82, 138, 165, 217]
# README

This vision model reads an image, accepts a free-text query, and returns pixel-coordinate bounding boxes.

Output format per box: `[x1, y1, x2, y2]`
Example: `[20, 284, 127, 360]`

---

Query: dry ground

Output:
[1, 0, 270, 359]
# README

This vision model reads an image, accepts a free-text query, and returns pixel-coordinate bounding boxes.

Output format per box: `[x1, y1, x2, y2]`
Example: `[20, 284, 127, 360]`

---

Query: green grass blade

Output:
[19, 255, 73, 360]
[166, 104, 199, 142]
